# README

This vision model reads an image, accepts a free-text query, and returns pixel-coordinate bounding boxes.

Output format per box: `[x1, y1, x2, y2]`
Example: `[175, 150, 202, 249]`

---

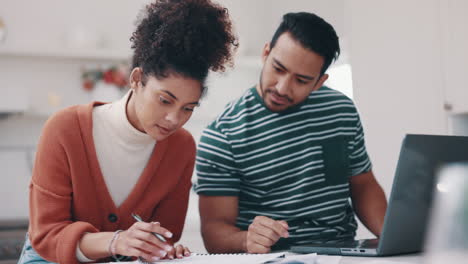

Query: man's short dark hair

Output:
[270, 12, 340, 75]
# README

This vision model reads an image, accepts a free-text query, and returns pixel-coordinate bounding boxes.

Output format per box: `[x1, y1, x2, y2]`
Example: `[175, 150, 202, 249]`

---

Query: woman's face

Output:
[127, 68, 201, 141]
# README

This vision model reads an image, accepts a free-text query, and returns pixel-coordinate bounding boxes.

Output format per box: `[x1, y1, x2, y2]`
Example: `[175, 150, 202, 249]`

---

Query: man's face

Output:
[257, 32, 329, 112]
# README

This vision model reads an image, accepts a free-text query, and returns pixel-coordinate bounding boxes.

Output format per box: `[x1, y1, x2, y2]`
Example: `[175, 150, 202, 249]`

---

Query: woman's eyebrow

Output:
[161, 90, 199, 105]
[161, 90, 178, 100]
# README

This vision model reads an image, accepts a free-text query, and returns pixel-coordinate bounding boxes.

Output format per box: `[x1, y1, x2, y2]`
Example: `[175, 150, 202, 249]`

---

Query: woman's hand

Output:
[114, 221, 174, 262]
[166, 244, 191, 259]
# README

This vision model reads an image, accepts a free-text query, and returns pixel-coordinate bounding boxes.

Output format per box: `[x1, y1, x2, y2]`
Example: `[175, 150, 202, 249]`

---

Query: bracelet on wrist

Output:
[108, 230, 123, 261]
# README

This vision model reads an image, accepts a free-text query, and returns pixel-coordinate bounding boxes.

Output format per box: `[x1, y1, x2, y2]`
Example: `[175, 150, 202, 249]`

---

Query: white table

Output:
[106, 253, 424, 264]
[336, 254, 422, 264]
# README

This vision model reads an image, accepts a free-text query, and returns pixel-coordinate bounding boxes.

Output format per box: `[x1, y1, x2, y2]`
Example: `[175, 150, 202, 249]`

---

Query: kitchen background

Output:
[0, 0, 467, 254]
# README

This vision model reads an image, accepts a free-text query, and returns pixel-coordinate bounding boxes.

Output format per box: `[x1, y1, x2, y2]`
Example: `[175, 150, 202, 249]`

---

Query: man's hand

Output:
[246, 216, 289, 253]
[166, 244, 191, 259]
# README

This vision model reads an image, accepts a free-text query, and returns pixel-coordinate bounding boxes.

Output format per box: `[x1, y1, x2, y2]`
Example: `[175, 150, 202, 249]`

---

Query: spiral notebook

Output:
[116, 252, 285, 264]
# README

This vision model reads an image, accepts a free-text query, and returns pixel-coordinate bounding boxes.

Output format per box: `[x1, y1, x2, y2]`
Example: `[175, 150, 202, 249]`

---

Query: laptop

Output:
[290, 134, 468, 256]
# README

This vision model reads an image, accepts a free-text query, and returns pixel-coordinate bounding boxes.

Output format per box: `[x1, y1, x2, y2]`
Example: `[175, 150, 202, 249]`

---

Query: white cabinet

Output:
[440, 0, 468, 114]
[0, 86, 28, 113]
[0, 46, 131, 61]
[0, 149, 33, 219]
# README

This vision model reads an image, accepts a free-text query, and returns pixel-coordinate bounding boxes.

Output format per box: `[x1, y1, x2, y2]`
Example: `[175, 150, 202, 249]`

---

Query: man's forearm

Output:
[201, 220, 247, 253]
[350, 171, 388, 237]
[355, 185, 387, 236]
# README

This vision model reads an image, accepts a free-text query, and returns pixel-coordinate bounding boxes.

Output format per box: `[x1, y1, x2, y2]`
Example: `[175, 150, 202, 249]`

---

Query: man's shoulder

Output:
[307, 86, 358, 111]
[314, 86, 354, 102]
[208, 87, 259, 128]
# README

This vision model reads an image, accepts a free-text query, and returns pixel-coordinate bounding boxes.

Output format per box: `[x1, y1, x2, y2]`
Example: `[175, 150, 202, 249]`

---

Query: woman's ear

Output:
[129, 67, 143, 91]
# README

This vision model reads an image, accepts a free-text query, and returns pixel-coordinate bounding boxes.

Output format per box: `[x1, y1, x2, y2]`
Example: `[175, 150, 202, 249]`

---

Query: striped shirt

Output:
[195, 86, 372, 249]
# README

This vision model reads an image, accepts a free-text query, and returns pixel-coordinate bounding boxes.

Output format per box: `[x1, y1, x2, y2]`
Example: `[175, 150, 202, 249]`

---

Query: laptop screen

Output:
[379, 134, 468, 255]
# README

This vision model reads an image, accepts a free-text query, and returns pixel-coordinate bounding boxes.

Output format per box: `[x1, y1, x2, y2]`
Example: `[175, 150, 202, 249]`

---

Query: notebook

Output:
[291, 134, 468, 256]
[116, 252, 285, 264]
[111, 252, 340, 264]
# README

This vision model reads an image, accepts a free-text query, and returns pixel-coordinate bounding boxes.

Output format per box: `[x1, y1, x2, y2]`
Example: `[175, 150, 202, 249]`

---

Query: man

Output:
[194, 12, 387, 254]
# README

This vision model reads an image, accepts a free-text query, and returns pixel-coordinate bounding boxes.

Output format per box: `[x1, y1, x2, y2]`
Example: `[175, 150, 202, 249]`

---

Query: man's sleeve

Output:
[349, 113, 373, 176]
[194, 123, 241, 196]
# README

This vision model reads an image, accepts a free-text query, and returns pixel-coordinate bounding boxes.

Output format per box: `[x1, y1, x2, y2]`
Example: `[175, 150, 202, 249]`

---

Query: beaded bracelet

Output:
[108, 230, 123, 261]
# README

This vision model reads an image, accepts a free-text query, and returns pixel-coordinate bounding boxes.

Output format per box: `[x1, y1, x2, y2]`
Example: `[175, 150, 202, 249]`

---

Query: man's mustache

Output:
[265, 89, 293, 103]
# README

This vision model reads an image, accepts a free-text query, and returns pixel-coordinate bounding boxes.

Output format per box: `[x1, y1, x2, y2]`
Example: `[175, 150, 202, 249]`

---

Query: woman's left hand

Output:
[166, 244, 191, 259]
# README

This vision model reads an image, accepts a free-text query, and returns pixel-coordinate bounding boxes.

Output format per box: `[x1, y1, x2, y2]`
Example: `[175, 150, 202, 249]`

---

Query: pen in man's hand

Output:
[131, 213, 167, 242]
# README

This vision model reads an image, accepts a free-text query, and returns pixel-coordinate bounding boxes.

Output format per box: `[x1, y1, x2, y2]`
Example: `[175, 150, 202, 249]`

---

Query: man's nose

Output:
[276, 75, 292, 96]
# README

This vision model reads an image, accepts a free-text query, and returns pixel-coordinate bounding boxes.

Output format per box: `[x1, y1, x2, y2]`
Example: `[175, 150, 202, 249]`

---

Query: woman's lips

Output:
[157, 125, 171, 135]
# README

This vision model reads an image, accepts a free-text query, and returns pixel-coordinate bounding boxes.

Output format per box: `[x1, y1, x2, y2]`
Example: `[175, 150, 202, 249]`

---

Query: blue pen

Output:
[131, 213, 167, 242]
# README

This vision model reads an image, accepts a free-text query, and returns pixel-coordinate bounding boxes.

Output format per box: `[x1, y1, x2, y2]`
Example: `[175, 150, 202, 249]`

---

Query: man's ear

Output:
[129, 67, 143, 90]
[261, 42, 271, 64]
[313, 73, 329, 92]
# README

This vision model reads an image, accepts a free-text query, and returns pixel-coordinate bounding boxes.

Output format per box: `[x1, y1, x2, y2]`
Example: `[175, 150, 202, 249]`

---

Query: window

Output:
[325, 63, 353, 99]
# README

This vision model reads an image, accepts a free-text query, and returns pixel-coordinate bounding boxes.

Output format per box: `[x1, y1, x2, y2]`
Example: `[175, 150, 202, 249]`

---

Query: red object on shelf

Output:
[81, 64, 129, 91]
[103, 70, 114, 84]
[83, 80, 94, 91]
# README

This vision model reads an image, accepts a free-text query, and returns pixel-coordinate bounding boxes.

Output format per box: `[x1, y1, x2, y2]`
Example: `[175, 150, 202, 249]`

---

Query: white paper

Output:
[274, 253, 341, 264]
[277, 253, 317, 263]
[361, 261, 414, 264]
[109, 252, 285, 264]
[109, 252, 345, 264]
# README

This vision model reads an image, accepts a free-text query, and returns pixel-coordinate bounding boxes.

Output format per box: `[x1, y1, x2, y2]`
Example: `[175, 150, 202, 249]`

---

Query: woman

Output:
[18, 0, 236, 263]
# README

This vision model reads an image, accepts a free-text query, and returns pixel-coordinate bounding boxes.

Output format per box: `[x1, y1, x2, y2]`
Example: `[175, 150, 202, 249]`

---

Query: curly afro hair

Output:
[130, 0, 237, 90]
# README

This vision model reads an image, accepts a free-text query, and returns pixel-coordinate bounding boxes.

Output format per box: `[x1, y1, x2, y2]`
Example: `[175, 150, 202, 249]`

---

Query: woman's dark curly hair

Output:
[130, 0, 237, 95]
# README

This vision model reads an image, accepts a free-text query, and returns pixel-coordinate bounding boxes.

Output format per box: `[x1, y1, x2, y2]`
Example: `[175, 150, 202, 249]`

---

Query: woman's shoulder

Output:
[42, 104, 92, 138]
[170, 128, 195, 146]
[159, 128, 196, 162]
[166, 128, 196, 157]
[44, 106, 79, 130]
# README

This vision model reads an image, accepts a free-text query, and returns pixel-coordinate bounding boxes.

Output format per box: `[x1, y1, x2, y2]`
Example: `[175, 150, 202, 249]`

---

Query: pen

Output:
[131, 213, 167, 243]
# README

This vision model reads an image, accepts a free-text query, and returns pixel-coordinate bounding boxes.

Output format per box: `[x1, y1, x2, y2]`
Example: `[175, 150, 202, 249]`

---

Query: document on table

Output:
[109, 252, 340, 264]
[275, 253, 318, 263]
[362, 261, 415, 264]
[115, 252, 285, 264]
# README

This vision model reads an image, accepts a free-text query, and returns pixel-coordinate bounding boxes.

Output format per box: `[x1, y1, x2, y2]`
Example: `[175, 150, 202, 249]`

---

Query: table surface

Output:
[104, 253, 423, 264]
[337, 253, 422, 264]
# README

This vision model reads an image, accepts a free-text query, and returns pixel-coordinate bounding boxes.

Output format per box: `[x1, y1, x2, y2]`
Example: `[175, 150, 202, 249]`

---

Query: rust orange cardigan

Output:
[28, 102, 195, 263]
